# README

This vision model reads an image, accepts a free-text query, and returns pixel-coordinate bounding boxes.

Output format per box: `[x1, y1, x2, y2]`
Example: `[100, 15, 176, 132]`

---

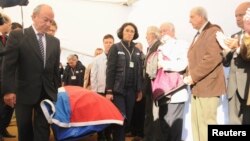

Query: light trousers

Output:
[191, 95, 219, 141]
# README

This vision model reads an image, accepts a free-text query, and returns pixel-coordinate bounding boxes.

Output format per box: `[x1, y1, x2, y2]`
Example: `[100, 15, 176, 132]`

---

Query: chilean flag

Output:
[41, 86, 124, 141]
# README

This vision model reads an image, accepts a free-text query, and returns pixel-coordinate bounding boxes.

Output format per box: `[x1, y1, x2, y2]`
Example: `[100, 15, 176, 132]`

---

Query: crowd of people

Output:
[0, 1, 250, 141]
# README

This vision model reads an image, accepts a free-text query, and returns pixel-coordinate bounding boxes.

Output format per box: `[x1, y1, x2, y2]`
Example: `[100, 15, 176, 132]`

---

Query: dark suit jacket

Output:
[0, 35, 6, 98]
[0, 35, 5, 81]
[2, 26, 60, 104]
[223, 31, 250, 99]
[187, 22, 226, 97]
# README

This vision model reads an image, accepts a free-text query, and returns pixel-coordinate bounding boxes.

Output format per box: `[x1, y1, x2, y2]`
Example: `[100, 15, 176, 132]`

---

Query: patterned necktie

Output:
[37, 33, 45, 64]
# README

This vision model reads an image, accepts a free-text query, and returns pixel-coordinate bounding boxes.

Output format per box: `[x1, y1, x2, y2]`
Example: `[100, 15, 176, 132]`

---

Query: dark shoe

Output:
[2, 130, 16, 138]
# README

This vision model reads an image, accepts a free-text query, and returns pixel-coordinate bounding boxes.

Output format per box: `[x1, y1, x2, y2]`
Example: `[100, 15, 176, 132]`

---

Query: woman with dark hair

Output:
[105, 22, 143, 141]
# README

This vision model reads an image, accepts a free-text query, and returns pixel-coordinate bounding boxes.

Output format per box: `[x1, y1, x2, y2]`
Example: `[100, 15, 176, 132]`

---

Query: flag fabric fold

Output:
[41, 86, 124, 141]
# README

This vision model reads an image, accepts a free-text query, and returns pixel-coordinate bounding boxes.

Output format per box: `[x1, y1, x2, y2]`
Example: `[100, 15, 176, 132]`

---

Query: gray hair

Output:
[32, 4, 51, 16]
[147, 26, 161, 39]
[67, 54, 77, 61]
[160, 22, 175, 33]
[191, 6, 208, 21]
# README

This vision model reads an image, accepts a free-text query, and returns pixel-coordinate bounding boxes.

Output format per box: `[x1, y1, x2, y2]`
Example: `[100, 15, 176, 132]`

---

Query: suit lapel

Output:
[190, 22, 212, 49]
[45, 34, 53, 65]
[26, 26, 44, 62]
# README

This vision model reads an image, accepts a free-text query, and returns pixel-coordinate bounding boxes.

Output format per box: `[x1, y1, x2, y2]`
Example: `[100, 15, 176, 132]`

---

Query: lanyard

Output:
[121, 42, 134, 61]
[121, 42, 135, 68]
[71, 68, 75, 76]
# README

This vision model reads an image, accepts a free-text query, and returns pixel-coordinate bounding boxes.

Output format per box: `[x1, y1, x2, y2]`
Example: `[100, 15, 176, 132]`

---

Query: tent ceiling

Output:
[83, 0, 138, 6]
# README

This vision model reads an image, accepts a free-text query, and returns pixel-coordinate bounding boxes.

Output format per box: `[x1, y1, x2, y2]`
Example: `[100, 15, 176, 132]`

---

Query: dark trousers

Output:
[130, 97, 145, 137]
[16, 102, 50, 141]
[0, 99, 14, 134]
[97, 93, 113, 140]
[16, 90, 51, 141]
[143, 82, 155, 141]
[112, 88, 136, 141]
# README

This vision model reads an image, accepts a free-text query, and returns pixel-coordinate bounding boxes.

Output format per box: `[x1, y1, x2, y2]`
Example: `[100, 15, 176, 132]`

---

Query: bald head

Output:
[32, 4, 54, 34]
[235, 2, 250, 29]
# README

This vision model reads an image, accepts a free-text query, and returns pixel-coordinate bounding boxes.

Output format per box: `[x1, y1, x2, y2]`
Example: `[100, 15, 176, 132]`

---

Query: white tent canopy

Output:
[1, 0, 243, 140]
[1, 0, 244, 66]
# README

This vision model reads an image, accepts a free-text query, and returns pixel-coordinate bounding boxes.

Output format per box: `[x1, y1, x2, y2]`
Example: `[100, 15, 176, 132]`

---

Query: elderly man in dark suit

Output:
[1, 4, 60, 141]
[184, 6, 226, 141]
[0, 13, 16, 141]
[223, 2, 250, 125]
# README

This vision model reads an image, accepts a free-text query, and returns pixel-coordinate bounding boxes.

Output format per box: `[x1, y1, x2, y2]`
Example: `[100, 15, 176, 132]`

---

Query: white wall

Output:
[1, 0, 246, 65]
[128, 0, 246, 53]
[1, 0, 132, 66]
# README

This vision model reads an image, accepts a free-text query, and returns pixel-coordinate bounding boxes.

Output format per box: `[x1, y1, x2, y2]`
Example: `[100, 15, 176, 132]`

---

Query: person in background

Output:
[91, 34, 114, 141]
[153, 22, 189, 141]
[184, 7, 226, 141]
[129, 42, 145, 141]
[143, 26, 162, 141]
[62, 54, 85, 87]
[11, 22, 22, 31]
[241, 8, 250, 61]
[135, 42, 143, 52]
[83, 47, 103, 89]
[73, 54, 86, 75]
[46, 20, 64, 87]
[105, 22, 143, 141]
[222, 2, 250, 125]
[47, 20, 57, 36]
[0, 13, 15, 141]
[2, 4, 61, 141]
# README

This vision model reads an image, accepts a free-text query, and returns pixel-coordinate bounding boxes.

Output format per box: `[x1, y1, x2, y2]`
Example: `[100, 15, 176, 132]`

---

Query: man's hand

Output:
[136, 91, 143, 102]
[183, 75, 194, 85]
[106, 94, 113, 101]
[4, 93, 16, 108]
[224, 37, 239, 50]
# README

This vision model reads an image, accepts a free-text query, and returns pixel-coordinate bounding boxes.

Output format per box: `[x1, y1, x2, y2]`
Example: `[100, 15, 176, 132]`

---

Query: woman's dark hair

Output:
[117, 22, 139, 40]
[11, 22, 23, 30]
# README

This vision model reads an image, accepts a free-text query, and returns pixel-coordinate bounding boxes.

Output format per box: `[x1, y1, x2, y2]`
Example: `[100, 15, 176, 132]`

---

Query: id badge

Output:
[129, 61, 134, 68]
[71, 76, 76, 80]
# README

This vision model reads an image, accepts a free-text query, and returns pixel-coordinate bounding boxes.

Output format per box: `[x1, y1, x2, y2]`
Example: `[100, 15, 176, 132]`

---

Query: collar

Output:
[121, 40, 133, 48]
[198, 21, 209, 34]
[32, 25, 45, 36]
[148, 39, 158, 48]
[32, 25, 39, 35]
